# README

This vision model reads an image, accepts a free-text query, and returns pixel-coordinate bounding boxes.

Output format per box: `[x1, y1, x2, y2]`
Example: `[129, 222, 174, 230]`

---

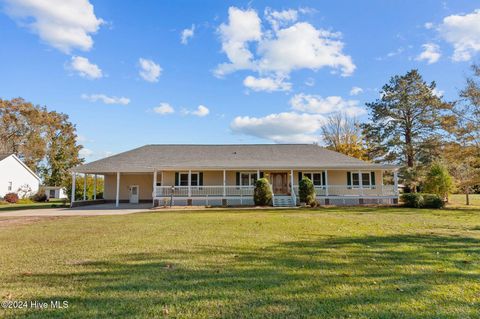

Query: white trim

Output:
[239, 172, 258, 186]
[71, 172, 76, 206]
[177, 171, 200, 186]
[348, 171, 374, 188]
[115, 172, 120, 207]
[83, 173, 87, 201]
[325, 170, 329, 196]
[73, 165, 399, 174]
[93, 174, 97, 200]
[301, 172, 324, 186]
[223, 169, 226, 197]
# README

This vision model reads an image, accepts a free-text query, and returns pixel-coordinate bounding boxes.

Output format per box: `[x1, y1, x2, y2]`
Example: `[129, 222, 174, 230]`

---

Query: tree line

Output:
[322, 66, 480, 204]
[0, 98, 83, 188]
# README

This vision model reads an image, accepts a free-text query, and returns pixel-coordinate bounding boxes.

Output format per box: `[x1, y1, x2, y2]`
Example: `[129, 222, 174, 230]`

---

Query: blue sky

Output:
[1, 0, 479, 161]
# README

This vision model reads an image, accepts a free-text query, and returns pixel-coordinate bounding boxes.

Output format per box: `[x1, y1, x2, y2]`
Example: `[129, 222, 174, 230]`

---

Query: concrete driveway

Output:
[0, 203, 153, 217]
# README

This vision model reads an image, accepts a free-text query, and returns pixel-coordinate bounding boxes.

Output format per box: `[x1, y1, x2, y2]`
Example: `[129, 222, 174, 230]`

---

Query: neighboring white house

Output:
[43, 186, 67, 200]
[0, 154, 40, 198]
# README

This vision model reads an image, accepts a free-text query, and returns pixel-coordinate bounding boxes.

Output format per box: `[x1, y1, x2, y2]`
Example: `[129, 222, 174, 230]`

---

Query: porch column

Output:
[93, 174, 97, 200]
[393, 170, 399, 196]
[153, 169, 157, 205]
[380, 170, 384, 196]
[290, 169, 294, 194]
[115, 172, 120, 207]
[257, 169, 260, 178]
[161, 171, 164, 186]
[188, 170, 192, 197]
[83, 173, 87, 201]
[71, 172, 76, 206]
[358, 170, 364, 196]
[223, 169, 226, 197]
[325, 170, 329, 196]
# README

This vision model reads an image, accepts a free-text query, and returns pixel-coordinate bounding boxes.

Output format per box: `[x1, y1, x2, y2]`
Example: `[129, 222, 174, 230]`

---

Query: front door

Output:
[271, 173, 288, 194]
[129, 185, 139, 204]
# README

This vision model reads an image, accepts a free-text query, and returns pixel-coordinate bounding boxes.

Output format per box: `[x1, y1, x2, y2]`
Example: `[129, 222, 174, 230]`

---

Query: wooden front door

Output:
[271, 173, 288, 194]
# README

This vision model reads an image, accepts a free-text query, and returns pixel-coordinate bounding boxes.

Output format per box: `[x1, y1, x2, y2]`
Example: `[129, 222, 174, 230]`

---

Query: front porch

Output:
[71, 169, 399, 208]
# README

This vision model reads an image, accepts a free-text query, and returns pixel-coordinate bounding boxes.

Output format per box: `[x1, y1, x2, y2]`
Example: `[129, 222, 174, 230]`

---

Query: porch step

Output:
[273, 195, 295, 207]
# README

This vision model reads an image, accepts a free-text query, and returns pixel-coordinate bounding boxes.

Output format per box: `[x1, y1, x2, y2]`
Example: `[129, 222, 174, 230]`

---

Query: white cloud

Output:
[438, 9, 480, 61]
[79, 148, 93, 158]
[81, 94, 130, 105]
[181, 24, 195, 44]
[215, 6, 355, 87]
[290, 93, 366, 116]
[416, 43, 441, 64]
[231, 112, 324, 143]
[264, 8, 298, 30]
[182, 105, 210, 117]
[153, 103, 174, 115]
[138, 58, 162, 82]
[258, 22, 355, 77]
[424, 22, 434, 29]
[192, 105, 210, 117]
[432, 88, 444, 97]
[68, 56, 102, 79]
[349, 86, 363, 96]
[4, 0, 103, 53]
[243, 75, 291, 92]
[215, 7, 262, 77]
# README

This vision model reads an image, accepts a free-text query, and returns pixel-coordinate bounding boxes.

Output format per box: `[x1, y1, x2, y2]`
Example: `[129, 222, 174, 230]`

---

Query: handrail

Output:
[154, 184, 396, 197]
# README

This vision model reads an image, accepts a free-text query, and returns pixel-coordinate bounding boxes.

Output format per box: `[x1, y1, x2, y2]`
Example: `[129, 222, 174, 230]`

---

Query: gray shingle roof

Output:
[73, 144, 397, 173]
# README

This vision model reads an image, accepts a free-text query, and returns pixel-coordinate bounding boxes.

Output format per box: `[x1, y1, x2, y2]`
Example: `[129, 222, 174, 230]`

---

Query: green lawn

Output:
[0, 201, 68, 211]
[1, 207, 479, 318]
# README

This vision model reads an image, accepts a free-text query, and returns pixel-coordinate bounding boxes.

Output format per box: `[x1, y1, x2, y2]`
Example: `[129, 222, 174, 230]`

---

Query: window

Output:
[352, 173, 360, 187]
[348, 172, 374, 188]
[177, 172, 200, 186]
[49, 189, 56, 198]
[7, 182, 12, 191]
[362, 173, 371, 186]
[302, 173, 322, 186]
[240, 172, 257, 186]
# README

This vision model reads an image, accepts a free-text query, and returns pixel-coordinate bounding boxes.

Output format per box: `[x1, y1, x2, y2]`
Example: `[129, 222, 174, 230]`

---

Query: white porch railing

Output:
[155, 185, 254, 197]
[155, 185, 396, 198]
[292, 185, 396, 197]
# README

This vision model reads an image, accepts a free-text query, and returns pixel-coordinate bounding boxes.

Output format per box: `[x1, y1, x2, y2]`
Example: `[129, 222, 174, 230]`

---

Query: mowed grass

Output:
[1, 207, 479, 318]
[0, 199, 68, 211]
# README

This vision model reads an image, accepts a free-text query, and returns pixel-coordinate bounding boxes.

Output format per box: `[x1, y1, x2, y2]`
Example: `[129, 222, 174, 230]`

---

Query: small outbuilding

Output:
[43, 186, 67, 200]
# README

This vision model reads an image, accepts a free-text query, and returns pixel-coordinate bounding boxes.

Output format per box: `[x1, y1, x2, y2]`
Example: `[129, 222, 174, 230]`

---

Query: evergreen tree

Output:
[362, 69, 451, 191]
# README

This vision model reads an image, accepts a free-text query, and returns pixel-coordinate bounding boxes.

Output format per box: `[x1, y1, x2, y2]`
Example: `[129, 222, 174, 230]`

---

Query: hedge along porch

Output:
[70, 144, 398, 208]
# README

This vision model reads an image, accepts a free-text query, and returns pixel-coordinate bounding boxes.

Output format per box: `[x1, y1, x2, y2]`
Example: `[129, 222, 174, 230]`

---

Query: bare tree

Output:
[321, 112, 367, 160]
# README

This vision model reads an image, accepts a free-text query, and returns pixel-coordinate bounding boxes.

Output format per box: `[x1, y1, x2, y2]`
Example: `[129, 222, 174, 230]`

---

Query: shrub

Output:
[401, 193, 444, 209]
[423, 162, 453, 200]
[299, 177, 316, 205]
[254, 178, 273, 206]
[401, 193, 424, 208]
[422, 194, 445, 208]
[4, 193, 19, 204]
[31, 190, 48, 202]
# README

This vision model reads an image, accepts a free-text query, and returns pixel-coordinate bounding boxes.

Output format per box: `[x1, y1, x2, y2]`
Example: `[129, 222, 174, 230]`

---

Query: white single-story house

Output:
[71, 144, 399, 207]
[43, 186, 67, 200]
[0, 153, 40, 198]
